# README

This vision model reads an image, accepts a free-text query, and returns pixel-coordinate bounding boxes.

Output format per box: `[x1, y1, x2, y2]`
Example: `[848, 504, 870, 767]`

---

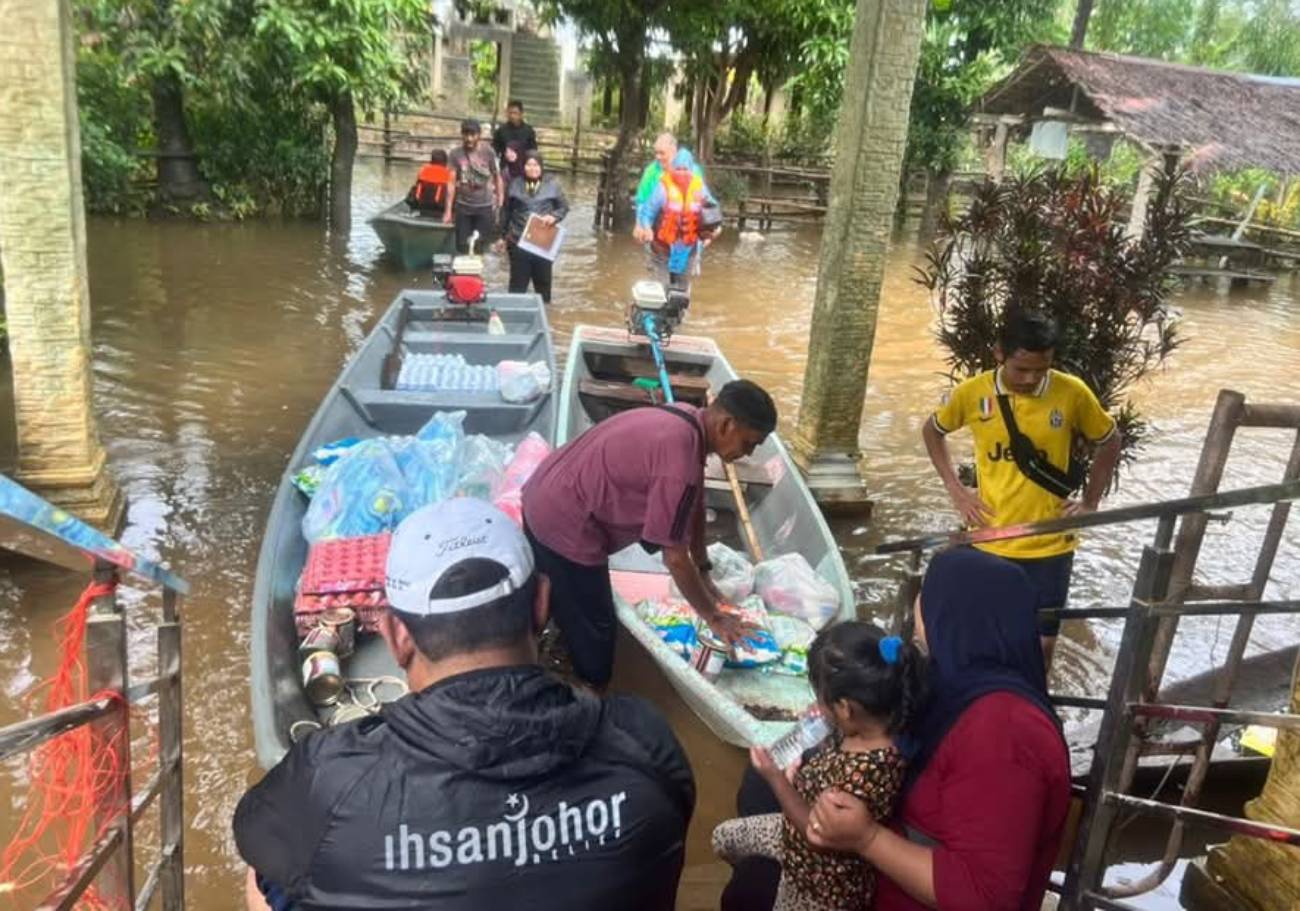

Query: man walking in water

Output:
[445, 119, 504, 254]
[922, 311, 1122, 667]
[522, 380, 776, 689]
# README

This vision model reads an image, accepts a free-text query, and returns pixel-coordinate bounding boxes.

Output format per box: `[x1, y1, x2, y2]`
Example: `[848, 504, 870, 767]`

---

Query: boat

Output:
[556, 324, 856, 748]
[369, 201, 457, 270]
[250, 287, 556, 769]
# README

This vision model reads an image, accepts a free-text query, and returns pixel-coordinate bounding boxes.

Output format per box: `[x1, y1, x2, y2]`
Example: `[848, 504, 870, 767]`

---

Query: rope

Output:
[0, 578, 126, 908]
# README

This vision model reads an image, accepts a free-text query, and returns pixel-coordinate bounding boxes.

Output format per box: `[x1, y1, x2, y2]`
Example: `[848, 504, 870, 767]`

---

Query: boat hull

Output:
[557, 325, 856, 748]
[250, 288, 555, 769]
[369, 202, 457, 270]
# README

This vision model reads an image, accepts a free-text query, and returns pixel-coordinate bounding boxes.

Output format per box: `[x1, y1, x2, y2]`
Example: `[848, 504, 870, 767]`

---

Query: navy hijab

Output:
[905, 547, 1063, 790]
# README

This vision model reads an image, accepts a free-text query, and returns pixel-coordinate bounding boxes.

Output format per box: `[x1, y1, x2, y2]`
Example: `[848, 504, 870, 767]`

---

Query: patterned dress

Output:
[785, 744, 905, 908]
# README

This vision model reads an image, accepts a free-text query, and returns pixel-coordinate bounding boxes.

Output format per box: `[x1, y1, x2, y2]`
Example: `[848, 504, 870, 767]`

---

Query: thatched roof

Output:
[979, 46, 1300, 173]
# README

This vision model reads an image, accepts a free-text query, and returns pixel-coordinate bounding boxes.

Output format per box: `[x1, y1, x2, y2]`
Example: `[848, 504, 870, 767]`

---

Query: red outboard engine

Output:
[443, 255, 486, 305]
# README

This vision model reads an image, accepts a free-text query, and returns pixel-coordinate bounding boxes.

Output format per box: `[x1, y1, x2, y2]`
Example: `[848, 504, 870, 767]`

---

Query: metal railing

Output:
[0, 479, 188, 911]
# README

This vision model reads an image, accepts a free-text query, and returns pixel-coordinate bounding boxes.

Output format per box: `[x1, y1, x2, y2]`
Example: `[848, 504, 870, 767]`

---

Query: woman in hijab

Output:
[805, 548, 1071, 911]
[634, 147, 721, 289]
[497, 151, 568, 304]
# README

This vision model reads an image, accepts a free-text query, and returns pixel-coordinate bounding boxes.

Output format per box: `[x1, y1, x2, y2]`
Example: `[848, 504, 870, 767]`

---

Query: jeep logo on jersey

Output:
[988, 441, 1050, 463]
[384, 791, 629, 872]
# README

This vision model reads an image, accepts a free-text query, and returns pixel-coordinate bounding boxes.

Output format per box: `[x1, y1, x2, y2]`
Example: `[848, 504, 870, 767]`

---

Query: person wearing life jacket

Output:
[636, 148, 721, 287]
[405, 149, 453, 218]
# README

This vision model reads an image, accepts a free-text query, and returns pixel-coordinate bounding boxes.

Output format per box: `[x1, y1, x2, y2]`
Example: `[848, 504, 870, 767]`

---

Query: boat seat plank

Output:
[583, 352, 713, 382]
[577, 377, 710, 407]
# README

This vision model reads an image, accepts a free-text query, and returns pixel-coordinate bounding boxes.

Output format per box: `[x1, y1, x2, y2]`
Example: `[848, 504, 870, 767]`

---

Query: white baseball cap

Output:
[384, 498, 535, 616]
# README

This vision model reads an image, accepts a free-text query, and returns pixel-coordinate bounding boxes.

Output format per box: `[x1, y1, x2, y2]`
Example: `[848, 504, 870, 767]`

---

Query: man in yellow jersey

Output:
[922, 311, 1123, 667]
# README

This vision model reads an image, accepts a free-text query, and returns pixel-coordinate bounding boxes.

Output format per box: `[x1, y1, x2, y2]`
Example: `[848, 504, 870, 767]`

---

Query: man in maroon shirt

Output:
[521, 379, 777, 688]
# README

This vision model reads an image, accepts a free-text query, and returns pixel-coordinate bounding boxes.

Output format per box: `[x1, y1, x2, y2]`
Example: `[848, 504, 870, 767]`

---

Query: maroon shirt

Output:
[874, 692, 1071, 911]
[522, 405, 705, 566]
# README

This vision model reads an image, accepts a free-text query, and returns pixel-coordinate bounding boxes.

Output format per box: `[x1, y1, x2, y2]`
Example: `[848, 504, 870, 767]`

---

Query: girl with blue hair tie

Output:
[712, 621, 927, 911]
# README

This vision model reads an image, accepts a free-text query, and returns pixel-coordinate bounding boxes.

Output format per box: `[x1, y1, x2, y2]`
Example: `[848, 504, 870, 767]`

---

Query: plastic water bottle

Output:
[768, 704, 831, 769]
[488, 310, 506, 335]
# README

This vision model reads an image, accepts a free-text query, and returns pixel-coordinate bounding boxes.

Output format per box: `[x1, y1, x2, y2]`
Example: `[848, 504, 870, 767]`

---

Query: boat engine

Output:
[627, 280, 688, 342]
[442, 254, 487, 306]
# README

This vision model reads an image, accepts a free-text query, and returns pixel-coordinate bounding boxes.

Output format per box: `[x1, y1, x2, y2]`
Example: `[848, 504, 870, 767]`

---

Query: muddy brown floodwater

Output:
[2, 159, 1298, 910]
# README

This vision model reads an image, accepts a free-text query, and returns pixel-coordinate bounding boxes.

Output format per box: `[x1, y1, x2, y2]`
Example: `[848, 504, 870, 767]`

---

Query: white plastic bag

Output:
[497, 360, 553, 404]
[671, 541, 754, 603]
[753, 552, 841, 630]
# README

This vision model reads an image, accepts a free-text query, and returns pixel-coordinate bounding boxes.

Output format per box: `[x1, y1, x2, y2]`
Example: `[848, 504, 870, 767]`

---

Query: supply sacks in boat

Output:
[767, 614, 817, 676]
[492, 432, 552, 526]
[497, 360, 553, 404]
[670, 542, 755, 603]
[635, 598, 700, 661]
[753, 552, 841, 630]
[721, 595, 782, 669]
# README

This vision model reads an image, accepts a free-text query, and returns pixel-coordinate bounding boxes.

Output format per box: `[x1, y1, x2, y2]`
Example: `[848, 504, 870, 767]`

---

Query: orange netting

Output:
[0, 579, 133, 909]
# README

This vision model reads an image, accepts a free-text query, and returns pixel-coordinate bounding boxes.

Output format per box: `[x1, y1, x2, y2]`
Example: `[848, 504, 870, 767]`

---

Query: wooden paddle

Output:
[381, 298, 413, 390]
[699, 389, 764, 562]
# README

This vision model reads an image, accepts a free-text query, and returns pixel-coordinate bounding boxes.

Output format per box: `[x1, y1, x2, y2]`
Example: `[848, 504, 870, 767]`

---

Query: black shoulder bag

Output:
[995, 395, 1084, 499]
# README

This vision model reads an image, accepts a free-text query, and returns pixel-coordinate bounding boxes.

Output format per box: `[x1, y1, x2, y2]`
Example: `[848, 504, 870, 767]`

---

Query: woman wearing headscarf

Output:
[805, 547, 1071, 911]
[497, 151, 568, 304]
[635, 148, 721, 289]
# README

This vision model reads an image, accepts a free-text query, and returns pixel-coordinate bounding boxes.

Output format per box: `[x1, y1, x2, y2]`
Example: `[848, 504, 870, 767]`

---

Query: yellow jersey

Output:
[932, 368, 1116, 559]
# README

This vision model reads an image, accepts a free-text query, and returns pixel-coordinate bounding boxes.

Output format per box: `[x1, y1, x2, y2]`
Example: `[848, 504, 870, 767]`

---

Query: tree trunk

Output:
[1070, 0, 1095, 48]
[602, 80, 613, 118]
[918, 168, 951, 239]
[762, 83, 775, 127]
[329, 90, 357, 233]
[638, 59, 651, 129]
[150, 71, 208, 205]
[607, 49, 645, 231]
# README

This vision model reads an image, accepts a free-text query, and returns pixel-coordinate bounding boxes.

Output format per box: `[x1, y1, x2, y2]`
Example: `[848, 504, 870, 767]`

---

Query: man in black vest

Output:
[235, 498, 695, 910]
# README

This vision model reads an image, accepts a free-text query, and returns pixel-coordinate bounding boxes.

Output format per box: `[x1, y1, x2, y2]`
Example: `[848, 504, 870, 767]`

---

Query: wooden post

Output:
[986, 121, 1010, 183]
[382, 109, 393, 161]
[738, 199, 747, 231]
[157, 588, 184, 910]
[85, 562, 134, 906]
[571, 109, 581, 176]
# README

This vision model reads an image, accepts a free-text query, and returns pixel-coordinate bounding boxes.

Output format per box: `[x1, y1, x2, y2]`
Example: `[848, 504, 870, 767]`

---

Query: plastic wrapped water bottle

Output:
[768, 704, 831, 769]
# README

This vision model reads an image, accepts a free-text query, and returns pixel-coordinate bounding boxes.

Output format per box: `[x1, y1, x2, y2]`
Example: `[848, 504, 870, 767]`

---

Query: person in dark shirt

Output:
[492, 100, 538, 175]
[235, 498, 695, 910]
[497, 151, 568, 303]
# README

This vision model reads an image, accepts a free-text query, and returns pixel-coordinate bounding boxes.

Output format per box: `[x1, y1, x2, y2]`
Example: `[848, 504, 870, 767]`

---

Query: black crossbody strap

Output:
[657, 404, 706, 465]
[995, 394, 1082, 499]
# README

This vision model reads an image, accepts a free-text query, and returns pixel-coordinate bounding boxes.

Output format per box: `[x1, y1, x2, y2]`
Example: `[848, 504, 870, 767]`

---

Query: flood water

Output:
[2, 158, 1298, 909]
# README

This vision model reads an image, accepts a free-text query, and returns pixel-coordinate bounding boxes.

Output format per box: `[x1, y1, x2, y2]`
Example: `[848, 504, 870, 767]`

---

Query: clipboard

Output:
[517, 214, 565, 262]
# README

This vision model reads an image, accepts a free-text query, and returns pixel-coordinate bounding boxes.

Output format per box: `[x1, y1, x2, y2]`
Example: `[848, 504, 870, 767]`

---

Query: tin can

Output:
[320, 607, 357, 658]
[299, 623, 340, 658]
[302, 650, 343, 706]
[692, 626, 729, 682]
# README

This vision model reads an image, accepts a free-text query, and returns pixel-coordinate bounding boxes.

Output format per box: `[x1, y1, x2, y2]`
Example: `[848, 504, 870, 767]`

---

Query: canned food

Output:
[299, 624, 340, 657]
[692, 626, 729, 682]
[302, 650, 343, 706]
[320, 607, 357, 658]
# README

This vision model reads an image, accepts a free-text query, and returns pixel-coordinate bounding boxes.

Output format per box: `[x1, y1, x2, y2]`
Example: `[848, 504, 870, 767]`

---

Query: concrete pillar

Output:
[0, 0, 123, 530]
[1202, 655, 1300, 908]
[789, 0, 927, 510]
[1125, 153, 1161, 241]
[986, 121, 1010, 183]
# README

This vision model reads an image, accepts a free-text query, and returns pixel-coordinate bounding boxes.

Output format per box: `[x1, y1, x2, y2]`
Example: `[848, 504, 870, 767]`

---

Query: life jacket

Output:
[655, 173, 704, 247]
[413, 163, 451, 209]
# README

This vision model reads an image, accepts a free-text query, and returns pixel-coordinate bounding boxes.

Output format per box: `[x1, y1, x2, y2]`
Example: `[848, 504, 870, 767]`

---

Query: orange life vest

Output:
[655, 173, 704, 247]
[413, 163, 452, 207]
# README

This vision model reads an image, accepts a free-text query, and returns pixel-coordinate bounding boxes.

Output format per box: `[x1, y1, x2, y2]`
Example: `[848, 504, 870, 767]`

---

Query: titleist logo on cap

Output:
[434, 532, 488, 557]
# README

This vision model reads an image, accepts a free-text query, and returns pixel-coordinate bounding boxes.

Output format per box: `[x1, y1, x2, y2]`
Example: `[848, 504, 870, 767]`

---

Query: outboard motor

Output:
[627, 280, 685, 342]
[430, 253, 455, 288]
[444, 254, 487, 306]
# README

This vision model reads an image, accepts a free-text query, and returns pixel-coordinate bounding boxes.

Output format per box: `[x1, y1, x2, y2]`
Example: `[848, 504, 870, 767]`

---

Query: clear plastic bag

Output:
[722, 595, 782, 668]
[753, 552, 842, 630]
[492, 432, 552, 526]
[497, 360, 553, 404]
[670, 541, 755, 603]
[767, 614, 817, 676]
[456, 435, 513, 500]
